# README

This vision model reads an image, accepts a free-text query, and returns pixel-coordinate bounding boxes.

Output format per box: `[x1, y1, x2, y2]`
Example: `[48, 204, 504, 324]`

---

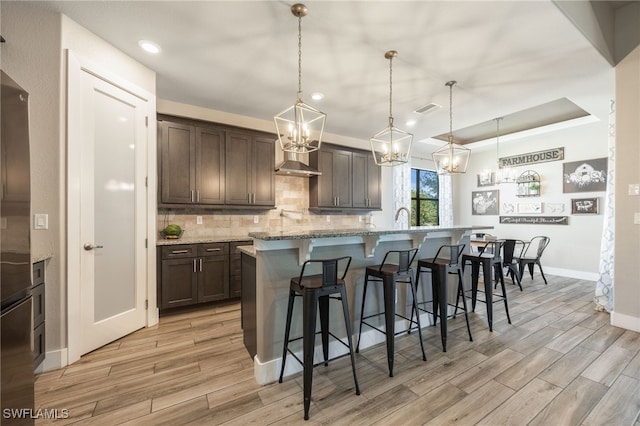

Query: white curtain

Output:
[595, 100, 615, 312]
[439, 175, 454, 227]
[392, 163, 411, 228]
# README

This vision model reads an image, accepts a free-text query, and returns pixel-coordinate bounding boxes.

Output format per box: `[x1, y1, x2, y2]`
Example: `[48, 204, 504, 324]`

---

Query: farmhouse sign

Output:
[499, 147, 564, 168]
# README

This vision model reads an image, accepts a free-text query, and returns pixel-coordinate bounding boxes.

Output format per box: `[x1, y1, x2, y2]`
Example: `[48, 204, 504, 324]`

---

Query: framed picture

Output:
[472, 190, 499, 215]
[563, 157, 607, 193]
[571, 197, 599, 214]
[545, 202, 565, 213]
[477, 173, 495, 187]
[517, 202, 542, 214]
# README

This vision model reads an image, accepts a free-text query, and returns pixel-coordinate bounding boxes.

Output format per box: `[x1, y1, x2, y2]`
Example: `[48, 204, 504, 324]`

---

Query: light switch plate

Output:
[196, 215, 203, 225]
[34, 213, 48, 230]
[629, 183, 640, 196]
[253, 215, 259, 224]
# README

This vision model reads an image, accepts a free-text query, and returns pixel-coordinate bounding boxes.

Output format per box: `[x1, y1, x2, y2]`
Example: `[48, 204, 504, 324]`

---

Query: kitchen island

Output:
[241, 225, 492, 385]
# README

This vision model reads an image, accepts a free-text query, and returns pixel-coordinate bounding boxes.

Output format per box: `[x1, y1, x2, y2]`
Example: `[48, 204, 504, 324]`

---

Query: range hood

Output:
[275, 152, 321, 177]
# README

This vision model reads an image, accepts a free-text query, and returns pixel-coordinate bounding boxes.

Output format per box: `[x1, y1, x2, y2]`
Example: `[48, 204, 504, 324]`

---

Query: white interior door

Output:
[67, 54, 149, 362]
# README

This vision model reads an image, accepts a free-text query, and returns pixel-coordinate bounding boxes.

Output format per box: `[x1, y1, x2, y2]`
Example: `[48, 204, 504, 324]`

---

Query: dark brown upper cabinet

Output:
[157, 115, 275, 209]
[309, 143, 381, 211]
[225, 132, 275, 206]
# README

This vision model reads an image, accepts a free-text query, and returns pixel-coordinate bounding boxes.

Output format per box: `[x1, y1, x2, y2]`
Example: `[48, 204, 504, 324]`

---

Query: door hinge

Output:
[145, 116, 149, 127]
[145, 176, 148, 187]
[145, 300, 149, 310]
[145, 238, 148, 248]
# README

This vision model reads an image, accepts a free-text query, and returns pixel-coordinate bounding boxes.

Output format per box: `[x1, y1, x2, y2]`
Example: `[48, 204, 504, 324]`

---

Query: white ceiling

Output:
[35, 1, 619, 154]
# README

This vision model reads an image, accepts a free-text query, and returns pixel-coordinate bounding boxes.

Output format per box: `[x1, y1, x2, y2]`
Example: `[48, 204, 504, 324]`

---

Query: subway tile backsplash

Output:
[157, 175, 368, 239]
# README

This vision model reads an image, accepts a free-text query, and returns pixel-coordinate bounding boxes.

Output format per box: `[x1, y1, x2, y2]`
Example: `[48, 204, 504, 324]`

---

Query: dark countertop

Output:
[248, 225, 493, 241]
[156, 235, 253, 246]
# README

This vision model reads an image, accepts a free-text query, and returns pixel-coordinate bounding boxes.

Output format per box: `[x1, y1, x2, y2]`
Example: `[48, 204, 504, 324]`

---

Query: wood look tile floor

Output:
[35, 275, 640, 425]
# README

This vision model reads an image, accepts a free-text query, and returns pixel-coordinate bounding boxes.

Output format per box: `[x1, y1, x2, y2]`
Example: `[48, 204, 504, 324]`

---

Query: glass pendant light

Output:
[432, 81, 470, 174]
[370, 50, 413, 166]
[274, 3, 325, 154]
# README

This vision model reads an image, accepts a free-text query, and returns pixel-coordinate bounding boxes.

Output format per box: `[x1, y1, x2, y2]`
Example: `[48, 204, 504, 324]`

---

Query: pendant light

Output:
[494, 117, 517, 183]
[370, 50, 413, 166]
[432, 81, 470, 174]
[274, 3, 325, 154]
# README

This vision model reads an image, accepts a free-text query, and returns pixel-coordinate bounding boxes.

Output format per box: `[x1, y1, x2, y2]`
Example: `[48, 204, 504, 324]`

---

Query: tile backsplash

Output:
[157, 175, 373, 239]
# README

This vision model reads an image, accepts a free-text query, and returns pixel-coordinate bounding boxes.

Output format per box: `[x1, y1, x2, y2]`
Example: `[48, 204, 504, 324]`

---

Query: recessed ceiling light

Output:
[311, 92, 324, 101]
[138, 40, 161, 54]
[406, 119, 417, 127]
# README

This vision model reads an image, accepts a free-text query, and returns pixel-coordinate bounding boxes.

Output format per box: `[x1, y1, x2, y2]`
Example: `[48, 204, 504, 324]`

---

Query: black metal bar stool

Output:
[461, 240, 511, 331]
[356, 248, 426, 377]
[278, 256, 360, 421]
[413, 243, 472, 352]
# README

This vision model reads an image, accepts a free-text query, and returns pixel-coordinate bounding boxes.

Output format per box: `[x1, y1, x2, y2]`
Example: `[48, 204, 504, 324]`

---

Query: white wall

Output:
[455, 118, 609, 279]
[1, 2, 156, 370]
[613, 44, 640, 331]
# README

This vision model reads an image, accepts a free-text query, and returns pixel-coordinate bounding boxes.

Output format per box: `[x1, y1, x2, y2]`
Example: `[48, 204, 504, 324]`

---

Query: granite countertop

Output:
[248, 225, 493, 241]
[156, 235, 253, 246]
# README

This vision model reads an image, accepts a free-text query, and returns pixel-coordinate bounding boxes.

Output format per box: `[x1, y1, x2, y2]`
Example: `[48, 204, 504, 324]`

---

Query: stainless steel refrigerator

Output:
[1, 70, 35, 425]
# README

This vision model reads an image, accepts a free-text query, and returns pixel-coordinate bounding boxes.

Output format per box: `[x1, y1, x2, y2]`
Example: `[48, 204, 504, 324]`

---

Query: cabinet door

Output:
[366, 152, 382, 208]
[352, 152, 367, 208]
[251, 136, 275, 206]
[333, 149, 352, 207]
[198, 255, 229, 302]
[161, 258, 197, 308]
[313, 149, 336, 207]
[196, 127, 225, 204]
[225, 131, 252, 205]
[159, 121, 195, 204]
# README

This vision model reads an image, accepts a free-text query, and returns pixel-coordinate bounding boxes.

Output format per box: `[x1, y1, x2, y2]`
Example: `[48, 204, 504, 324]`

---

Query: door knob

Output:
[84, 243, 104, 251]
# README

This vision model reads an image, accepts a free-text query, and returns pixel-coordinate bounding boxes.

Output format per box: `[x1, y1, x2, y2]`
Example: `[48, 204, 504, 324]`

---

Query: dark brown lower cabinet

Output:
[241, 252, 256, 358]
[159, 241, 252, 309]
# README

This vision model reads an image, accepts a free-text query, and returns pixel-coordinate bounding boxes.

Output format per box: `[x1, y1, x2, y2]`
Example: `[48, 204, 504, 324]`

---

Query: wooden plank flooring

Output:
[35, 275, 640, 425]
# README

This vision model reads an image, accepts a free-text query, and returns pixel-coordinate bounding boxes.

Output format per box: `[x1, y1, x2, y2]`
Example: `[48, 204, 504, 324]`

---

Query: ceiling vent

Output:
[414, 103, 441, 115]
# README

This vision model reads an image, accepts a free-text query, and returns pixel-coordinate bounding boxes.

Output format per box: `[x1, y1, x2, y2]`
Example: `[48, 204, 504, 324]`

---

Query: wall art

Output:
[500, 216, 568, 225]
[571, 197, 599, 214]
[517, 202, 542, 214]
[499, 147, 564, 168]
[472, 190, 499, 215]
[502, 203, 515, 214]
[477, 173, 495, 187]
[545, 203, 565, 213]
[563, 157, 607, 193]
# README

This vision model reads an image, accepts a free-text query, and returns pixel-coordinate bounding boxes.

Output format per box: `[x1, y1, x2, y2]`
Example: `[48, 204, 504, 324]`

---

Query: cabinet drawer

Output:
[199, 243, 229, 256]
[33, 261, 45, 286]
[162, 245, 198, 260]
[32, 283, 45, 327]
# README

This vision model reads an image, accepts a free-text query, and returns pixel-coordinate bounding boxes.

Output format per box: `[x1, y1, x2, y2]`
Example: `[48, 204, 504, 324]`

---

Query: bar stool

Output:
[461, 240, 511, 332]
[413, 243, 472, 352]
[278, 256, 360, 421]
[356, 248, 426, 377]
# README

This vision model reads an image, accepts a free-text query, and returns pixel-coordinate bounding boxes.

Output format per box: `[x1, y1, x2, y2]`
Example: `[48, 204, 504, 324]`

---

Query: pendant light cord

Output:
[297, 15, 302, 98]
[388, 55, 393, 126]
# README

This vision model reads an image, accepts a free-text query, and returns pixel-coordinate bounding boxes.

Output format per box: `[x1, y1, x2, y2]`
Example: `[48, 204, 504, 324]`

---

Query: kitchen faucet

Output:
[395, 206, 411, 222]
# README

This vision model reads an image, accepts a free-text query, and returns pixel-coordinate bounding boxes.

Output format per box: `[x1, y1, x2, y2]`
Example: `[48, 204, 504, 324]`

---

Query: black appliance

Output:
[1, 70, 35, 425]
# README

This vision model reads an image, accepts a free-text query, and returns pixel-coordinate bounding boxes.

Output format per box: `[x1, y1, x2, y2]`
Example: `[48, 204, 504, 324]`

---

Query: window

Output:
[411, 168, 439, 226]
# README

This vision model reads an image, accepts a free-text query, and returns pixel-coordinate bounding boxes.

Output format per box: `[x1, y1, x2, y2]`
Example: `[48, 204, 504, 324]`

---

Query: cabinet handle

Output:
[193, 259, 197, 273]
[337, 196, 340, 206]
[199, 258, 203, 272]
[171, 250, 189, 254]
[191, 190, 195, 203]
[206, 248, 222, 252]
[248, 193, 251, 203]
[196, 190, 200, 203]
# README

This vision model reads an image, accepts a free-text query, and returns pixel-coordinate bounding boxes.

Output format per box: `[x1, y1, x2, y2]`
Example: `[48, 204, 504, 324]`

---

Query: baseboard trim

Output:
[544, 267, 598, 281]
[611, 311, 640, 332]
[252, 312, 433, 385]
[36, 348, 69, 373]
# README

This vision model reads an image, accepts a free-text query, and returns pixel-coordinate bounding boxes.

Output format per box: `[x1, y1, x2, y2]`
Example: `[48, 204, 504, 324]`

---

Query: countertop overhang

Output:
[248, 225, 493, 264]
